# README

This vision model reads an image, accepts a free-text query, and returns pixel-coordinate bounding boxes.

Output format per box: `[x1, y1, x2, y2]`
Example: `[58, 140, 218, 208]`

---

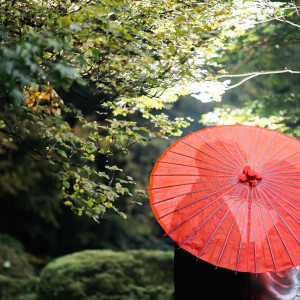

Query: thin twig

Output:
[292, 1, 299, 15]
[109, 170, 115, 186]
[275, 18, 300, 29]
[251, 17, 279, 25]
[218, 69, 300, 90]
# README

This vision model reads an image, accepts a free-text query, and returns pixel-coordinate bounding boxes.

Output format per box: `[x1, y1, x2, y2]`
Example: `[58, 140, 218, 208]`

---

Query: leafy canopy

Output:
[0, 0, 283, 220]
[201, 6, 300, 137]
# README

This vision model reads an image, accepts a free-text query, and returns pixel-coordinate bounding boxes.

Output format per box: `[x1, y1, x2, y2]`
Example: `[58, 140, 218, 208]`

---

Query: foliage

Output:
[202, 94, 300, 137]
[201, 9, 300, 137]
[0, 0, 285, 221]
[37, 249, 174, 300]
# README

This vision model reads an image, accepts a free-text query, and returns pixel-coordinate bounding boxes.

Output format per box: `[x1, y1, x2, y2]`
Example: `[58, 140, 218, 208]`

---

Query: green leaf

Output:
[60, 16, 71, 27]
[63, 181, 70, 189]
[105, 165, 123, 172]
[58, 149, 68, 158]
[119, 212, 127, 219]
[105, 202, 112, 208]
[283, 9, 294, 16]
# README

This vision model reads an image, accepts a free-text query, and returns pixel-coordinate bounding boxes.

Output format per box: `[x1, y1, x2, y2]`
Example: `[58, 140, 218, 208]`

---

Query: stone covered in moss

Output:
[0, 274, 38, 300]
[0, 234, 38, 300]
[37, 249, 174, 300]
[0, 234, 34, 278]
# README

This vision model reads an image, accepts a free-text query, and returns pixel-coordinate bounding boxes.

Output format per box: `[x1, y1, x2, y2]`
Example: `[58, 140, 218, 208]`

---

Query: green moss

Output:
[0, 234, 34, 278]
[37, 250, 174, 300]
[0, 273, 38, 300]
[0, 234, 38, 300]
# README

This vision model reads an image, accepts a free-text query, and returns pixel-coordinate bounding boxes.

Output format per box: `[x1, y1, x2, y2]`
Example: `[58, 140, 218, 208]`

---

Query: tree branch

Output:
[275, 18, 300, 29]
[218, 69, 300, 90]
[251, 15, 300, 29]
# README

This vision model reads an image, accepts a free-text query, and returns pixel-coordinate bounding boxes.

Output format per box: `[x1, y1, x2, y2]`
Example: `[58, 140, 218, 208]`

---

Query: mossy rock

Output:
[0, 234, 34, 278]
[37, 249, 174, 300]
[0, 234, 38, 300]
[0, 274, 38, 300]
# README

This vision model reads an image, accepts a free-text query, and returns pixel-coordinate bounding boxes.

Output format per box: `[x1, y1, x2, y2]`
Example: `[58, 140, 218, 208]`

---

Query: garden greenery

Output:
[0, 0, 286, 220]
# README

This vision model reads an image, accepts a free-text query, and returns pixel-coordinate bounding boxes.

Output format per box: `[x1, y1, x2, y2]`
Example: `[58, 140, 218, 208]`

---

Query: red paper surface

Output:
[149, 125, 300, 273]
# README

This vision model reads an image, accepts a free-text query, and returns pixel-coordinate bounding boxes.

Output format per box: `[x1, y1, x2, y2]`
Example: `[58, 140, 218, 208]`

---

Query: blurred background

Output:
[1, 1, 300, 299]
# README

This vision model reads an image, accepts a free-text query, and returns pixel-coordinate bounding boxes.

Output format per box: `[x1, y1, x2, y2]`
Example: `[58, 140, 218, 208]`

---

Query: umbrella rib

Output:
[260, 182, 300, 211]
[149, 179, 236, 191]
[256, 187, 297, 269]
[195, 186, 245, 262]
[151, 180, 237, 205]
[235, 187, 250, 274]
[156, 160, 237, 175]
[224, 126, 246, 167]
[254, 180, 264, 189]
[258, 138, 296, 172]
[261, 162, 300, 174]
[264, 171, 300, 175]
[179, 140, 240, 171]
[252, 127, 262, 170]
[263, 178, 300, 190]
[267, 176, 300, 180]
[215, 188, 247, 269]
[263, 182, 300, 207]
[178, 185, 243, 251]
[192, 131, 241, 171]
[165, 149, 237, 171]
[206, 128, 243, 169]
[164, 184, 241, 239]
[264, 180, 300, 199]
[259, 183, 300, 224]
[254, 132, 278, 170]
[253, 188, 278, 273]
[151, 174, 235, 177]
[251, 188, 257, 274]
[259, 152, 300, 173]
[158, 182, 238, 223]
[243, 126, 250, 166]
[258, 184, 300, 233]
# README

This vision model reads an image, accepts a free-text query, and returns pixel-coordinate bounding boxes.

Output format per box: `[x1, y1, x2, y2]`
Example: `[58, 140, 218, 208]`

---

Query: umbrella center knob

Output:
[238, 165, 262, 186]
[247, 170, 257, 180]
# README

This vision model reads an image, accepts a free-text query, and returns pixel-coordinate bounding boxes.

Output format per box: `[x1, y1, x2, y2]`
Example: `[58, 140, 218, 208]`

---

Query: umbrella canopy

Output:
[149, 125, 300, 273]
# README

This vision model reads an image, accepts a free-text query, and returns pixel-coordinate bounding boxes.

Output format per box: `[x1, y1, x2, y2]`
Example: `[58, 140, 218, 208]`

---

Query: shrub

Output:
[37, 249, 174, 300]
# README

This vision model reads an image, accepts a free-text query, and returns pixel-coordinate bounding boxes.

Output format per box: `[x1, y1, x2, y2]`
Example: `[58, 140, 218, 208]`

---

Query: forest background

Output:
[0, 0, 300, 299]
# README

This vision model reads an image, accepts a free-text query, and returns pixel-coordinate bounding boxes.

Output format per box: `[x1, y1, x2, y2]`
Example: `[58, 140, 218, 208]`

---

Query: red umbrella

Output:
[149, 125, 300, 273]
